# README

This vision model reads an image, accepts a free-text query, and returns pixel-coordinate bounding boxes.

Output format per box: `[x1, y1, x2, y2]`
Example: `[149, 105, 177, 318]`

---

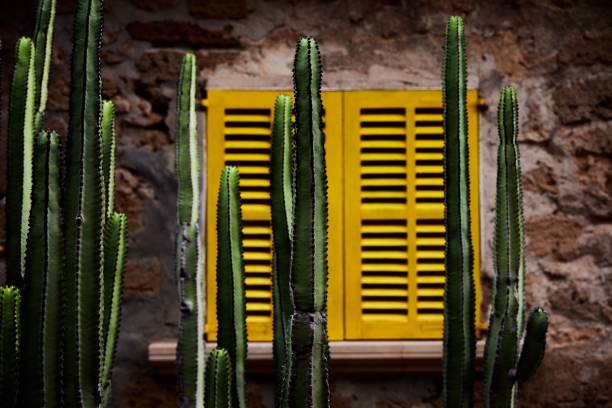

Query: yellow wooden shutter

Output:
[205, 90, 344, 342]
[343, 90, 481, 339]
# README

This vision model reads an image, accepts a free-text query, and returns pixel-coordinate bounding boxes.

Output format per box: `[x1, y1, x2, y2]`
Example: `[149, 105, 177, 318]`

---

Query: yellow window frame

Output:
[204, 89, 482, 342]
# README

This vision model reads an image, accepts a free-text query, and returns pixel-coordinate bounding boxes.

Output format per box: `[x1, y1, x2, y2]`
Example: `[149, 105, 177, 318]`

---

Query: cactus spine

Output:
[483, 87, 548, 408]
[204, 349, 233, 408]
[176, 53, 206, 408]
[287, 37, 330, 408]
[442, 16, 475, 408]
[0, 287, 21, 406]
[216, 166, 248, 408]
[270, 94, 293, 408]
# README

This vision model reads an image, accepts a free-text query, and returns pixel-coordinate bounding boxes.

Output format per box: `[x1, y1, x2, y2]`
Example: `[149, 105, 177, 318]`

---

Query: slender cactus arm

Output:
[515, 308, 548, 383]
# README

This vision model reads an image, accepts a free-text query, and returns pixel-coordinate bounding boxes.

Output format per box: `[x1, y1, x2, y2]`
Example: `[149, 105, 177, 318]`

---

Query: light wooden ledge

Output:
[149, 340, 485, 373]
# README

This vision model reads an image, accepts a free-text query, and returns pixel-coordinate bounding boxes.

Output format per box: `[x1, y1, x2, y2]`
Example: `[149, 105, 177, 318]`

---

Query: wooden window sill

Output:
[149, 340, 485, 373]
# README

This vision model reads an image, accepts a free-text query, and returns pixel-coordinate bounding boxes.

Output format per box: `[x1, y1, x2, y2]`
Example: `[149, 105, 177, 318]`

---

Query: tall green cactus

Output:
[204, 348, 233, 408]
[0, 287, 21, 406]
[62, 0, 108, 405]
[175, 52, 206, 408]
[216, 166, 248, 408]
[270, 94, 294, 408]
[484, 87, 548, 408]
[442, 16, 475, 408]
[20, 130, 63, 408]
[288, 37, 330, 408]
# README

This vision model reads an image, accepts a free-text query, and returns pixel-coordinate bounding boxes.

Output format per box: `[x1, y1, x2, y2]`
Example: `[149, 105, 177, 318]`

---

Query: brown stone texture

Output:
[190, 0, 249, 19]
[126, 20, 241, 48]
[0, 0, 611, 406]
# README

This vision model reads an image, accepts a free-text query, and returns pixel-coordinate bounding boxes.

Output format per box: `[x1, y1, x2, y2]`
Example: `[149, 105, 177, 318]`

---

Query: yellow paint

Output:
[343, 90, 482, 339]
[205, 89, 482, 342]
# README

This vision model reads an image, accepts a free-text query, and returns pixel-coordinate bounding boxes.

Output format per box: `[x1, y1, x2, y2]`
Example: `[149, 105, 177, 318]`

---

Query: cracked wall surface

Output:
[1, 0, 611, 406]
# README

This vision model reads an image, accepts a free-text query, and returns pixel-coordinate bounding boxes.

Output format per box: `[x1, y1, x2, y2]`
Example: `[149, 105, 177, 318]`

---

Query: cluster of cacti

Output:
[182, 36, 331, 408]
[441, 16, 548, 408]
[0, 0, 128, 406]
[176, 53, 206, 408]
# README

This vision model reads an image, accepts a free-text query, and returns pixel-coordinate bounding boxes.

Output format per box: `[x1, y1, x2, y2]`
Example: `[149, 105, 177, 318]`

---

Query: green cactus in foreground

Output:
[216, 166, 248, 408]
[176, 52, 206, 408]
[2, 0, 126, 406]
[287, 37, 330, 408]
[0, 287, 21, 406]
[442, 15, 475, 408]
[204, 348, 233, 408]
[483, 87, 548, 408]
[270, 94, 294, 408]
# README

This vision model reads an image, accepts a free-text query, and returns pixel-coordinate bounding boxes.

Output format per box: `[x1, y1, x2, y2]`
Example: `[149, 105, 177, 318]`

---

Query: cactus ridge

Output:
[442, 16, 475, 408]
[271, 94, 294, 408]
[204, 348, 233, 408]
[216, 166, 248, 408]
[0, 287, 21, 406]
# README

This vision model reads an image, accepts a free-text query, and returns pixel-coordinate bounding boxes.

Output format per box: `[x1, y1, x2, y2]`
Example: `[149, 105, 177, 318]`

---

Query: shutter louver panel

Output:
[414, 108, 446, 322]
[359, 108, 410, 320]
[345, 90, 481, 340]
[206, 91, 344, 342]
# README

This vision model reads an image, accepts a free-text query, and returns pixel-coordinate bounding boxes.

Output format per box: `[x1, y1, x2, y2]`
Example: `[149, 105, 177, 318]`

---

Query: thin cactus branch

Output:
[101, 100, 116, 222]
[176, 53, 200, 226]
[515, 308, 548, 382]
[204, 348, 233, 408]
[442, 16, 475, 408]
[100, 212, 127, 406]
[32, 0, 56, 130]
[271, 94, 294, 408]
[216, 166, 248, 408]
[20, 130, 62, 407]
[6, 37, 36, 287]
[176, 52, 205, 408]
[0, 287, 21, 407]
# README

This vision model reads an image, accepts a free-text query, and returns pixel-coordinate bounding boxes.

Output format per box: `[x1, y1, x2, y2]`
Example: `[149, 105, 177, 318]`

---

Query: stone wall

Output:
[1, 0, 611, 406]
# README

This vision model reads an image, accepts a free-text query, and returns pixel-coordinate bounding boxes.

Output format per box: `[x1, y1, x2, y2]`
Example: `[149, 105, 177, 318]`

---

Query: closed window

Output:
[205, 90, 482, 342]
